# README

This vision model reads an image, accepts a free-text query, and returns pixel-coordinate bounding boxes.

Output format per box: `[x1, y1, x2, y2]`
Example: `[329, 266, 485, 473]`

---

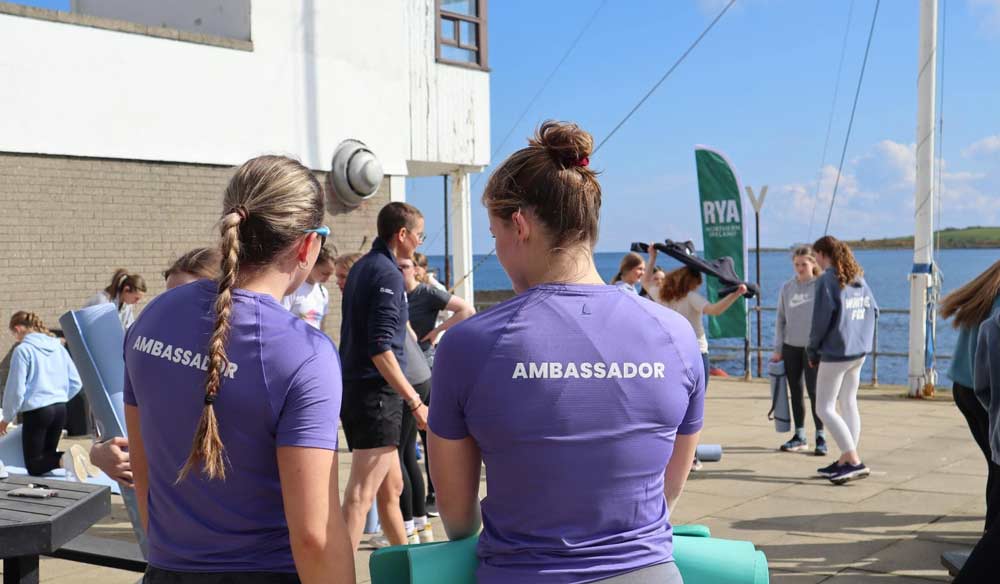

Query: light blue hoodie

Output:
[2, 333, 82, 423]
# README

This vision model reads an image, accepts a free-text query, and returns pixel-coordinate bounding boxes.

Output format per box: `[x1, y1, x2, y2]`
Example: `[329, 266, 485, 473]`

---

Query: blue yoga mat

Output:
[59, 303, 147, 557]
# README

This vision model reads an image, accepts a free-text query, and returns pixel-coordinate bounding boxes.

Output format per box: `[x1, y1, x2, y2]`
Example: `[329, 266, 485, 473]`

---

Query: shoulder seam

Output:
[624, 293, 698, 387]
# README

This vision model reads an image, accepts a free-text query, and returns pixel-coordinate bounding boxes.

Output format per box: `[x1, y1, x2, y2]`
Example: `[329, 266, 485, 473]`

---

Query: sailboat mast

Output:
[908, 0, 938, 396]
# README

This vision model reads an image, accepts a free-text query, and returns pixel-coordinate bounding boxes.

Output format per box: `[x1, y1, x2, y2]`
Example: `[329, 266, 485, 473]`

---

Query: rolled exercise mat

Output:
[60, 303, 148, 557]
[370, 532, 769, 584]
[695, 444, 723, 462]
[768, 360, 791, 433]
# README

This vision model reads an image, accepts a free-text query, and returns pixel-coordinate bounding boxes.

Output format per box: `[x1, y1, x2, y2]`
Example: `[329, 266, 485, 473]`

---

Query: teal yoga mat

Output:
[370, 526, 769, 584]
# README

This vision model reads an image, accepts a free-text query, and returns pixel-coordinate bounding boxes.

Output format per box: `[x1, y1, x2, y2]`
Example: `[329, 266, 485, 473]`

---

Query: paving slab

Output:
[1, 379, 984, 582]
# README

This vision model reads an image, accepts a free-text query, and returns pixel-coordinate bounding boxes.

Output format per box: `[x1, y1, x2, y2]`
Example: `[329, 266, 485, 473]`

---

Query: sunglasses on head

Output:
[303, 225, 330, 247]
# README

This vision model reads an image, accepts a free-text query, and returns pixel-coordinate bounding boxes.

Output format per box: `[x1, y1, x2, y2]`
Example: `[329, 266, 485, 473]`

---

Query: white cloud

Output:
[962, 135, 1000, 158]
[768, 138, 1000, 245]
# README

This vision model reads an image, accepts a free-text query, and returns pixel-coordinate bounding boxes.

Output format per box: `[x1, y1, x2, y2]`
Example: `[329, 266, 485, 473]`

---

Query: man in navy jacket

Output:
[340, 202, 428, 552]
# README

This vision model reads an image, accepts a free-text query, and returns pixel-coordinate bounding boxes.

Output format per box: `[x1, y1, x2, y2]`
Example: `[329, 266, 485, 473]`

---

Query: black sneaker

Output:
[426, 494, 439, 518]
[814, 436, 828, 456]
[817, 461, 841, 477]
[828, 462, 870, 485]
[780, 436, 809, 452]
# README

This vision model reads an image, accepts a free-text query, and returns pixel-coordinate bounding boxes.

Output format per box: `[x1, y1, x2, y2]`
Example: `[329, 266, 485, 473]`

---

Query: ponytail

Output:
[177, 212, 240, 482]
[8, 311, 53, 337]
[176, 155, 324, 482]
[104, 269, 147, 309]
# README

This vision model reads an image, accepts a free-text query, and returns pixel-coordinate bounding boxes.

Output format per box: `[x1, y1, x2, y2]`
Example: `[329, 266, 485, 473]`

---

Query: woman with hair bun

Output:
[809, 235, 878, 485]
[85, 269, 147, 328]
[123, 155, 354, 583]
[429, 121, 702, 583]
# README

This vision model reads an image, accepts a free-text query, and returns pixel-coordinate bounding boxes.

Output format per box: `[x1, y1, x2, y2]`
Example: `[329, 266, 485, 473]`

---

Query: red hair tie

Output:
[575, 156, 590, 167]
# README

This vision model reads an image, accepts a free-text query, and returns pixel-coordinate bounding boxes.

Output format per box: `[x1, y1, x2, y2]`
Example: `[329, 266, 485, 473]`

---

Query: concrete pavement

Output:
[7, 378, 984, 582]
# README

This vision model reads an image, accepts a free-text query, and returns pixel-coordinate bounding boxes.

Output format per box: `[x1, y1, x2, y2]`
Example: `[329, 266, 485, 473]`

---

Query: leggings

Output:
[815, 358, 865, 454]
[595, 562, 682, 583]
[21, 402, 67, 476]
[399, 381, 429, 522]
[419, 388, 434, 497]
[701, 353, 709, 389]
[781, 344, 822, 432]
[954, 382, 1000, 532]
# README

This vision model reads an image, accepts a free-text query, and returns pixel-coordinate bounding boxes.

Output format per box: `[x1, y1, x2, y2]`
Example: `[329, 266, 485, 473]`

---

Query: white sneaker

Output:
[368, 534, 392, 549]
[418, 525, 435, 543]
[407, 532, 420, 545]
[70, 444, 99, 477]
[61, 448, 87, 482]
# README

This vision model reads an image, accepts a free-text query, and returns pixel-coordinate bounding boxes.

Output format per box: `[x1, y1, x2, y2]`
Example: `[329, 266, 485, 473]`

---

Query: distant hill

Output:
[846, 226, 1000, 250]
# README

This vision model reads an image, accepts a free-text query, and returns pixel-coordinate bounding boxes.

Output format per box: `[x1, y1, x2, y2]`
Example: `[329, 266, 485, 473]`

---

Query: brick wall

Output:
[0, 152, 387, 358]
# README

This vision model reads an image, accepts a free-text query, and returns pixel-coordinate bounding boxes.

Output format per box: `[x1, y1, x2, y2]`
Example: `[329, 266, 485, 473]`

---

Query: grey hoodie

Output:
[807, 268, 879, 363]
[974, 313, 1000, 465]
[774, 277, 818, 350]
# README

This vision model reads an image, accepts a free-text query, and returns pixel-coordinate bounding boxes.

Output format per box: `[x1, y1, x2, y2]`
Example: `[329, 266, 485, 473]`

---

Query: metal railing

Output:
[708, 306, 949, 387]
[474, 296, 943, 387]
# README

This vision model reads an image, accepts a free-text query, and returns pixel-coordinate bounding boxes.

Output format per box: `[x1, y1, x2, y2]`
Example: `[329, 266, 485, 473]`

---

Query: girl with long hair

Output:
[3, 311, 89, 479]
[85, 269, 147, 328]
[643, 245, 746, 383]
[772, 245, 826, 455]
[123, 156, 354, 583]
[611, 252, 645, 294]
[429, 121, 703, 583]
[940, 259, 1000, 532]
[809, 235, 878, 485]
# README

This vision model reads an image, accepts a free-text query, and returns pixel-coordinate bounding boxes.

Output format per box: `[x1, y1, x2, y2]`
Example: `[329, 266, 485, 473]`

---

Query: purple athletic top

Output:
[124, 280, 342, 573]
[429, 283, 705, 584]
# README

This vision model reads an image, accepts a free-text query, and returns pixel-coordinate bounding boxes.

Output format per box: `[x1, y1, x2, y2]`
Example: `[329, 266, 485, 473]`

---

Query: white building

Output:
[0, 0, 489, 350]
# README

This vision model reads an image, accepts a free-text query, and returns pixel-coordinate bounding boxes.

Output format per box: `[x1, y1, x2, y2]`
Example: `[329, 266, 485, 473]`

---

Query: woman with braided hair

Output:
[84, 268, 147, 328]
[123, 155, 354, 583]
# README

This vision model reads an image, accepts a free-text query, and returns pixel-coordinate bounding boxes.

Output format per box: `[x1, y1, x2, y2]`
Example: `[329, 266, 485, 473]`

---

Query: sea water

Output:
[424, 248, 1000, 386]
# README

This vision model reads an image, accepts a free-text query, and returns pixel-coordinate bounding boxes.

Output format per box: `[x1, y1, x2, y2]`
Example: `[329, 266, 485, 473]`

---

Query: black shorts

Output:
[341, 378, 403, 450]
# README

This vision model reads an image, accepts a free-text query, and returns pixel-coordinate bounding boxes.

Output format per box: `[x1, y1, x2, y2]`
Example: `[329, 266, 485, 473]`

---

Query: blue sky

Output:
[410, 0, 1000, 255]
[16, 0, 999, 254]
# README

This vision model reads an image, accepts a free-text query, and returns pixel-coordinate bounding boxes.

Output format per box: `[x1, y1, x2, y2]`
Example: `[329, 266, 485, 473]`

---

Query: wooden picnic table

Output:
[0, 475, 110, 584]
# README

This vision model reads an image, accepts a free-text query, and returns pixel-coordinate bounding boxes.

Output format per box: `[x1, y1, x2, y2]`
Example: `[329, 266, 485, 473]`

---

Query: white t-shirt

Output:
[647, 285, 709, 353]
[281, 281, 329, 330]
[84, 291, 135, 329]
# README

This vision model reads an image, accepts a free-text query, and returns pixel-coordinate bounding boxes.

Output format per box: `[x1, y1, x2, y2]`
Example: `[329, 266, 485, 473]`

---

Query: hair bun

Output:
[531, 120, 594, 169]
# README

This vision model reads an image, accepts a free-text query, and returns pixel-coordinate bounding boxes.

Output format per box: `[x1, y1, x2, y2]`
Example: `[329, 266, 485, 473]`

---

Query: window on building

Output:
[436, 0, 488, 70]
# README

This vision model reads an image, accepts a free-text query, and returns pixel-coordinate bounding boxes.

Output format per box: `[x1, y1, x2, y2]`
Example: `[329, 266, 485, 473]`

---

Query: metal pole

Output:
[872, 318, 879, 387]
[908, 0, 937, 396]
[443, 175, 451, 289]
[755, 210, 762, 378]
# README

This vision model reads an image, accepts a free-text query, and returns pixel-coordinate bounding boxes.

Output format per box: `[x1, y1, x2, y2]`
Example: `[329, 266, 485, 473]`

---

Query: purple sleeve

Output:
[276, 343, 342, 451]
[678, 339, 706, 435]
[124, 365, 137, 406]
[428, 332, 471, 440]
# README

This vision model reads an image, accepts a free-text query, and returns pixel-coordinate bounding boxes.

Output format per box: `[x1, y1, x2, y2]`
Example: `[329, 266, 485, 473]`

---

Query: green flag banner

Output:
[695, 146, 747, 339]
